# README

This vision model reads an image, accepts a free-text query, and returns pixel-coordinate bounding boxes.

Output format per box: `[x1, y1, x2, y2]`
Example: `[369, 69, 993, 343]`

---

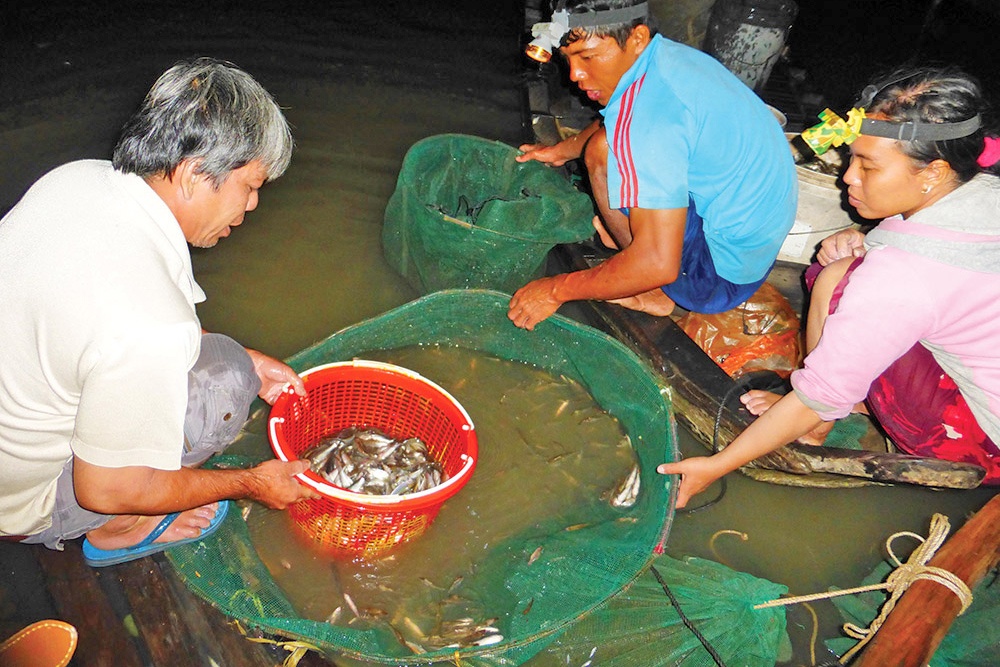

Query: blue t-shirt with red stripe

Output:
[601, 34, 797, 285]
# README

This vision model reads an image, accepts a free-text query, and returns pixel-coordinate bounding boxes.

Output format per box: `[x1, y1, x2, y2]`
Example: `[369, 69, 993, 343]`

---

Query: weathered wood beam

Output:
[853, 492, 1000, 666]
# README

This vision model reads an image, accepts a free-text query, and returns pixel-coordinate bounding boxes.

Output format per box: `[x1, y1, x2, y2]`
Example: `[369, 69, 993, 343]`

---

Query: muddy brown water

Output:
[3, 2, 996, 664]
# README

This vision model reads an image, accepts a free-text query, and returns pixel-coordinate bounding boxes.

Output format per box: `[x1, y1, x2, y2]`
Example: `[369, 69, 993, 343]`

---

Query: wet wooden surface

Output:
[0, 540, 332, 667]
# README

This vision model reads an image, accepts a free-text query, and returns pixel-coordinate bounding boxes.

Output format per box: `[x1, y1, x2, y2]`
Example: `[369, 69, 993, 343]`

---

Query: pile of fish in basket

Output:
[300, 426, 447, 496]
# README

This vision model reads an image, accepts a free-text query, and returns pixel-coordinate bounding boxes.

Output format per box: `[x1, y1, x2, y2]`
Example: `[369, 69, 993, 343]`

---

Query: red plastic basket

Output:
[268, 360, 477, 557]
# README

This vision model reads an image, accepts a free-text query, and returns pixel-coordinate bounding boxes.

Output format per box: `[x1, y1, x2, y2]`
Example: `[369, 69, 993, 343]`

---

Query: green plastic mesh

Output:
[543, 555, 789, 666]
[166, 289, 678, 665]
[381, 134, 596, 295]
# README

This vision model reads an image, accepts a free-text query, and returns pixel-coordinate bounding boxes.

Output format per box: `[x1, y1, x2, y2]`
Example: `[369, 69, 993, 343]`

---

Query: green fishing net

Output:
[381, 134, 596, 295]
[543, 555, 789, 666]
[165, 289, 679, 665]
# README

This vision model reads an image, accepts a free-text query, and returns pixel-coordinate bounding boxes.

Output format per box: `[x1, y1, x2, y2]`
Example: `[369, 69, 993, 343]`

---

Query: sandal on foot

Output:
[81, 500, 229, 567]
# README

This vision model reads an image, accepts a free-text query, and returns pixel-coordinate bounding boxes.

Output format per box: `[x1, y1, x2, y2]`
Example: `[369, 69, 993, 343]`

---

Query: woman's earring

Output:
[921, 184, 932, 194]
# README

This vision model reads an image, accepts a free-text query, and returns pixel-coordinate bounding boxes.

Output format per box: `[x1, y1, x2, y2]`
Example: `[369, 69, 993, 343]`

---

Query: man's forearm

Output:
[75, 460, 278, 515]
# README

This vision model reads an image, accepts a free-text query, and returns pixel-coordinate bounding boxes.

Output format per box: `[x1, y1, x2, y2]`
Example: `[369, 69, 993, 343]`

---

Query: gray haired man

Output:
[0, 58, 319, 566]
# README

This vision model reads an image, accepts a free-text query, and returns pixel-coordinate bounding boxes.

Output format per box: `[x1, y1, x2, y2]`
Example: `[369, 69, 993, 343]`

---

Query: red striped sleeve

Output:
[613, 74, 644, 208]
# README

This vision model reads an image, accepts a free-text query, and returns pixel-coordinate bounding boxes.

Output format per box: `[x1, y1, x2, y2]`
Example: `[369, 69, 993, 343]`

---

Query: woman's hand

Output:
[817, 228, 866, 266]
[657, 457, 728, 509]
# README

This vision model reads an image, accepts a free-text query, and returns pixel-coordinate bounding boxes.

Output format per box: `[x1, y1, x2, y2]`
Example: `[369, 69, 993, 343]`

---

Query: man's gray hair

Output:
[112, 57, 293, 186]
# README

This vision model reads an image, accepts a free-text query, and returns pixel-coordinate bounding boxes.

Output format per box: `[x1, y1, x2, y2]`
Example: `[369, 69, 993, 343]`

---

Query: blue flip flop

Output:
[82, 501, 230, 567]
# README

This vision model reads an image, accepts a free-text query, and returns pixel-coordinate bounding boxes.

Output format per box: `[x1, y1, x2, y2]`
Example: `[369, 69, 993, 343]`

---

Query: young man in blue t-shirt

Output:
[508, 0, 797, 330]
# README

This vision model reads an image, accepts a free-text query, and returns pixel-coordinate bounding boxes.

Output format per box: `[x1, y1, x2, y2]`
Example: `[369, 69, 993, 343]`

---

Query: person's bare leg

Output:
[805, 256, 855, 353]
[591, 215, 619, 250]
[582, 131, 676, 316]
[84, 503, 220, 551]
[741, 390, 834, 445]
[583, 130, 632, 249]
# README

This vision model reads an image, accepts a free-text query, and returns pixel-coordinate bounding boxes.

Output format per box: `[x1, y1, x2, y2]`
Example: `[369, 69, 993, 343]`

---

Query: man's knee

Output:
[583, 129, 609, 174]
[182, 334, 261, 466]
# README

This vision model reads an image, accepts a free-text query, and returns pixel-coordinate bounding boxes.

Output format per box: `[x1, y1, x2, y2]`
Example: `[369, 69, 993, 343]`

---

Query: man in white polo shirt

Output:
[0, 58, 320, 566]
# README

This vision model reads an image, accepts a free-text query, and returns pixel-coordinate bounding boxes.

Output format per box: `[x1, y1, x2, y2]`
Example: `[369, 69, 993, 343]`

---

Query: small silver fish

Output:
[609, 463, 641, 508]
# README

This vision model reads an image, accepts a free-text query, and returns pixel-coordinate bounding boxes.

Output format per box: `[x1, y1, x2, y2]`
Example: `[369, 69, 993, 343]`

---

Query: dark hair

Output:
[112, 57, 293, 187]
[863, 66, 1000, 182]
[560, 0, 657, 49]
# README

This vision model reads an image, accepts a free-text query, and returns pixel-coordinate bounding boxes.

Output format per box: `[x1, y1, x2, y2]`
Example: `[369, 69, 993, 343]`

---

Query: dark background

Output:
[787, 0, 1000, 110]
[2, 0, 998, 108]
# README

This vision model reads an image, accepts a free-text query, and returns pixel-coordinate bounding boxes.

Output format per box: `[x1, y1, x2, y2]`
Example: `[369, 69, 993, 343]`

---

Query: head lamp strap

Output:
[800, 108, 982, 156]
[860, 115, 982, 142]
[533, 2, 649, 44]
[565, 2, 649, 29]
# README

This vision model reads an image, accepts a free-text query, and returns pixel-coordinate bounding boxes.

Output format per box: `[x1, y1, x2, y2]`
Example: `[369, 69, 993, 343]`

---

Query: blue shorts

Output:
[661, 203, 768, 314]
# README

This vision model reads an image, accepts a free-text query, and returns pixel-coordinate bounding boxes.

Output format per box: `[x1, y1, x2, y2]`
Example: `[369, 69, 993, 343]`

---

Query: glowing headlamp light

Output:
[525, 2, 649, 63]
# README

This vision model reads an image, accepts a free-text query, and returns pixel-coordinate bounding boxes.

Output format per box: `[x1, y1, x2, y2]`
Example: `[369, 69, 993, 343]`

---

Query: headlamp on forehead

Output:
[799, 79, 982, 156]
[525, 2, 649, 63]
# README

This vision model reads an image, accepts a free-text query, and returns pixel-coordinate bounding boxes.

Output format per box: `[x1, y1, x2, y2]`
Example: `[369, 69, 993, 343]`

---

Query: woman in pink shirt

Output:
[661, 66, 1000, 508]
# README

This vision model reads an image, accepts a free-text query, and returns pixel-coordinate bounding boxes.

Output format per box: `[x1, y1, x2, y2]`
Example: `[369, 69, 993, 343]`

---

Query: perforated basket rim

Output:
[268, 359, 477, 507]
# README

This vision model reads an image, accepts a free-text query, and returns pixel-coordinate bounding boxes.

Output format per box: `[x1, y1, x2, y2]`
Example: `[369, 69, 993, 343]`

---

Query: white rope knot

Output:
[752, 513, 974, 664]
[838, 514, 972, 662]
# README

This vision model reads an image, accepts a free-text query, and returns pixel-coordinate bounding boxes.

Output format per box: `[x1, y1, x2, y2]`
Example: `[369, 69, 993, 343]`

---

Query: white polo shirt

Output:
[0, 160, 204, 536]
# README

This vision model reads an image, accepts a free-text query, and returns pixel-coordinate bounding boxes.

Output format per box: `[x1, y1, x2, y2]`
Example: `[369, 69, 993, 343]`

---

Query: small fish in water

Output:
[609, 463, 641, 508]
[388, 621, 426, 655]
[343, 592, 360, 619]
[423, 617, 502, 650]
[527, 546, 543, 564]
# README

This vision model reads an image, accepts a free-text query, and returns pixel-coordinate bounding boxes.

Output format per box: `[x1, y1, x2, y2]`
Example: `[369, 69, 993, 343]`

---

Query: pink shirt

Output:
[791, 217, 1000, 443]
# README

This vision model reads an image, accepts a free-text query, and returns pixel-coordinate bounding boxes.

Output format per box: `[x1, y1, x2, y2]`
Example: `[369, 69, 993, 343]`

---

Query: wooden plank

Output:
[0, 541, 62, 643]
[854, 493, 1000, 666]
[33, 542, 145, 667]
[550, 243, 987, 489]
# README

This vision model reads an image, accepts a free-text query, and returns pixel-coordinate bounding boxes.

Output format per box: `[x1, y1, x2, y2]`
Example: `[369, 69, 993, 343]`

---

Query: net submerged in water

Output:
[166, 289, 678, 665]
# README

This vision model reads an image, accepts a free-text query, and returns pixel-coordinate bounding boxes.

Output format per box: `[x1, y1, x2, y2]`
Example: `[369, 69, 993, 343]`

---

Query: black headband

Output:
[856, 80, 982, 142]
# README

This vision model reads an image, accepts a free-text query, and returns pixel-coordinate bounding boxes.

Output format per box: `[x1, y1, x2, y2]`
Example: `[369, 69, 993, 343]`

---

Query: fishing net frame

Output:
[166, 289, 678, 665]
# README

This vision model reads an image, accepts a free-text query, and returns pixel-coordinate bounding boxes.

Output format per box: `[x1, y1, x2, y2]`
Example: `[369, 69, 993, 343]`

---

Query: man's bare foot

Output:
[592, 215, 619, 250]
[84, 503, 220, 551]
[607, 288, 676, 317]
[740, 389, 834, 446]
